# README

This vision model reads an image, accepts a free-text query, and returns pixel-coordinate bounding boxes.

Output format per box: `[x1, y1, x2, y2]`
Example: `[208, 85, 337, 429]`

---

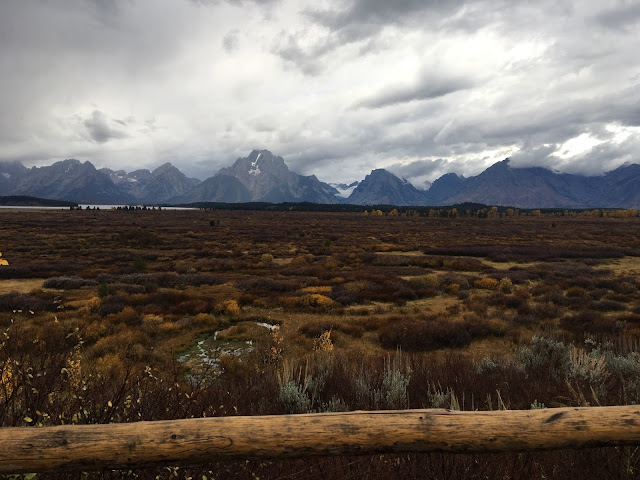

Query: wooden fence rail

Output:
[1, 405, 640, 474]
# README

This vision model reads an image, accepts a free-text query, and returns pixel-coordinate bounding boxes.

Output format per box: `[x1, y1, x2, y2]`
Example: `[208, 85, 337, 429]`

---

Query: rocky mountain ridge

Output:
[1, 153, 639, 208]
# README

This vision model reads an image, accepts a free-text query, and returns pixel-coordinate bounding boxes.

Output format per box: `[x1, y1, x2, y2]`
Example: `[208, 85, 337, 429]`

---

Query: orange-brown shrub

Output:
[474, 277, 500, 290]
[215, 299, 241, 316]
[106, 306, 140, 326]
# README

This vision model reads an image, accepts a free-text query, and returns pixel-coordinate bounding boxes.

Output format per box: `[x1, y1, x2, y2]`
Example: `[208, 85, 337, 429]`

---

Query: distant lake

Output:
[0, 204, 195, 211]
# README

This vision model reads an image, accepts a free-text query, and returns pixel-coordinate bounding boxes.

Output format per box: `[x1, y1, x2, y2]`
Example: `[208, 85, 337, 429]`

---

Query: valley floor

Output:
[1, 209, 640, 479]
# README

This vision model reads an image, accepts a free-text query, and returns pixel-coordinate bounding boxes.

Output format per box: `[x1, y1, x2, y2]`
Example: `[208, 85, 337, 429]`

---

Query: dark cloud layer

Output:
[83, 111, 127, 143]
[355, 75, 473, 109]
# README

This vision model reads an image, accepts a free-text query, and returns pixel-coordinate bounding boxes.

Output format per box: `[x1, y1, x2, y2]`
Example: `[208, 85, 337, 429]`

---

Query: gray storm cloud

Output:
[0, 0, 638, 184]
[83, 111, 127, 143]
[355, 76, 474, 109]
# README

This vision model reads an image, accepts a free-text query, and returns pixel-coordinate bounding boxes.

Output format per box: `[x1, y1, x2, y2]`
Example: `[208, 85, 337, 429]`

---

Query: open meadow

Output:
[1, 208, 640, 479]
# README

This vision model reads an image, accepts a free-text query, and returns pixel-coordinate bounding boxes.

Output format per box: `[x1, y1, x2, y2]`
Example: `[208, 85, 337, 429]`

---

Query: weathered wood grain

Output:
[1, 406, 639, 473]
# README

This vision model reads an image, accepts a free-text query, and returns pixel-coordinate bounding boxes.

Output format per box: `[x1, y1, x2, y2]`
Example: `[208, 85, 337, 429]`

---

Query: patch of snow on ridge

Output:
[249, 153, 262, 175]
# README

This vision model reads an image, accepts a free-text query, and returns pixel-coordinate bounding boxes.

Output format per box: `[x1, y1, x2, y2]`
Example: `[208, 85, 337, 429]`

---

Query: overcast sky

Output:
[1, 0, 639, 186]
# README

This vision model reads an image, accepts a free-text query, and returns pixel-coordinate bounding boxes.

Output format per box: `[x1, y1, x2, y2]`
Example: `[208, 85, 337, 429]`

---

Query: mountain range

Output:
[1, 150, 639, 208]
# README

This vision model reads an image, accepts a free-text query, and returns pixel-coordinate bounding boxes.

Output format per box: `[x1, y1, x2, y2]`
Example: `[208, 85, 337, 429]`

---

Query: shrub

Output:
[499, 277, 513, 293]
[566, 287, 587, 298]
[592, 300, 627, 312]
[559, 310, 604, 332]
[42, 276, 98, 290]
[291, 254, 314, 265]
[445, 283, 460, 295]
[335, 322, 365, 338]
[293, 294, 338, 312]
[443, 257, 490, 272]
[491, 293, 525, 309]
[532, 301, 561, 320]
[97, 295, 127, 317]
[378, 315, 501, 352]
[614, 281, 637, 295]
[516, 337, 570, 379]
[300, 286, 332, 294]
[299, 322, 333, 338]
[97, 283, 109, 298]
[215, 299, 241, 316]
[0, 292, 51, 312]
[589, 289, 608, 301]
[172, 299, 212, 315]
[133, 257, 147, 271]
[279, 381, 311, 414]
[108, 306, 140, 326]
[235, 277, 299, 292]
[408, 274, 440, 288]
[474, 277, 499, 290]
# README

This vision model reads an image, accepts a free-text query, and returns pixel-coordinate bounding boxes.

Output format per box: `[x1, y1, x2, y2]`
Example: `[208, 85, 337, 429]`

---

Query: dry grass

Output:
[481, 259, 537, 270]
[602, 256, 640, 275]
[0, 278, 44, 294]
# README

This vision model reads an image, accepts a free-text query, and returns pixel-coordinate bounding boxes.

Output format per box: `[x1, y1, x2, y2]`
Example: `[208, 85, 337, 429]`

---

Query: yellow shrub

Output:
[142, 314, 163, 327]
[95, 353, 125, 378]
[410, 274, 440, 288]
[215, 299, 241, 316]
[81, 296, 101, 315]
[195, 313, 216, 324]
[107, 306, 138, 325]
[158, 321, 182, 332]
[297, 294, 337, 311]
[313, 330, 334, 352]
[499, 277, 513, 293]
[323, 259, 339, 270]
[300, 285, 332, 294]
[474, 277, 500, 290]
[343, 280, 372, 293]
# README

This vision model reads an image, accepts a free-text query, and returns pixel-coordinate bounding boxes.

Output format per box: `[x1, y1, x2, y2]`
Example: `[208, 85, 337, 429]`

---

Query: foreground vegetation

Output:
[1, 209, 640, 479]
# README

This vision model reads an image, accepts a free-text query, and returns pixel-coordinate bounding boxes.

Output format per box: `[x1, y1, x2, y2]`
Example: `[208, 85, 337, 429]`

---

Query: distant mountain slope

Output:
[601, 164, 640, 208]
[213, 150, 339, 203]
[131, 163, 200, 202]
[0, 195, 78, 207]
[441, 159, 640, 208]
[347, 169, 434, 206]
[427, 173, 466, 203]
[10, 160, 131, 204]
[171, 175, 252, 203]
[0, 160, 29, 195]
[101, 163, 200, 202]
[101, 168, 152, 189]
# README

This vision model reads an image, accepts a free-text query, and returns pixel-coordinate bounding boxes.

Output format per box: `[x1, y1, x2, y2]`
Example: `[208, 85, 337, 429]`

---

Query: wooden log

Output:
[1, 406, 640, 473]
